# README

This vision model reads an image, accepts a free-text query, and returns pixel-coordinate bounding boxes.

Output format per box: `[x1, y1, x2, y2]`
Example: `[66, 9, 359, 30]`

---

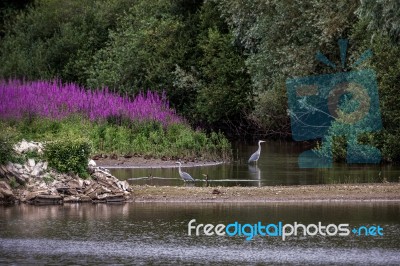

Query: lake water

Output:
[1, 202, 399, 265]
[111, 141, 400, 187]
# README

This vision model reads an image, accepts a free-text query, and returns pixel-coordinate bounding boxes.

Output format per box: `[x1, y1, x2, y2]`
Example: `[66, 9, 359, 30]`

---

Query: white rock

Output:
[28, 159, 35, 167]
[14, 140, 29, 153]
[42, 162, 48, 171]
[31, 167, 41, 177]
[6, 162, 14, 172]
[14, 163, 22, 169]
[24, 164, 31, 172]
[117, 180, 130, 191]
[38, 182, 47, 189]
[88, 159, 97, 167]
[14, 140, 44, 154]
[78, 179, 84, 188]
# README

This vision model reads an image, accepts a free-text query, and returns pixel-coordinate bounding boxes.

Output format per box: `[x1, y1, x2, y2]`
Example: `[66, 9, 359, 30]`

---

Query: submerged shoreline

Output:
[130, 183, 400, 203]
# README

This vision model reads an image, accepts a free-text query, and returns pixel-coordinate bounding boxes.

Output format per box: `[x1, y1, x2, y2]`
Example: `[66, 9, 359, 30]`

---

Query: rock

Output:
[37, 182, 48, 189]
[14, 175, 27, 186]
[0, 166, 6, 177]
[68, 188, 79, 195]
[105, 194, 125, 203]
[14, 140, 44, 154]
[100, 186, 112, 194]
[88, 159, 97, 167]
[27, 159, 35, 168]
[6, 162, 14, 172]
[79, 195, 92, 202]
[84, 182, 98, 195]
[110, 153, 118, 160]
[67, 180, 82, 189]
[25, 190, 47, 201]
[117, 180, 130, 191]
[24, 164, 31, 172]
[42, 162, 48, 171]
[13, 140, 30, 153]
[31, 162, 43, 177]
[33, 194, 62, 205]
[3, 163, 26, 185]
[0, 181, 14, 199]
[14, 163, 23, 169]
[87, 191, 99, 200]
[77, 179, 84, 188]
[64, 196, 80, 203]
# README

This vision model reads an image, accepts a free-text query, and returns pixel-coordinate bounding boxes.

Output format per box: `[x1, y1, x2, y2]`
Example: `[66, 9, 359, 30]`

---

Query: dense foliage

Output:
[44, 139, 91, 178]
[0, 135, 14, 165]
[0, 0, 400, 162]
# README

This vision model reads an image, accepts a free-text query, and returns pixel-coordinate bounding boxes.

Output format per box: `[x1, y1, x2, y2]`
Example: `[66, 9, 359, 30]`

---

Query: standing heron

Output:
[248, 140, 266, 164]
[176, 162, 195, 182]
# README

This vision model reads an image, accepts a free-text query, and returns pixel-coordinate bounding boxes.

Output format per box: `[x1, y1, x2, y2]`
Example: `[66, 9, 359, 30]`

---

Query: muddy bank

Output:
[94, 155, 223, 168]
[131, 183, 400, 202]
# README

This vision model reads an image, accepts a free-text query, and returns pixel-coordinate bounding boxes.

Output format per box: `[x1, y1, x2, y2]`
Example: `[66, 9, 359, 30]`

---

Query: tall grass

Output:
[0, 79, 181, 125]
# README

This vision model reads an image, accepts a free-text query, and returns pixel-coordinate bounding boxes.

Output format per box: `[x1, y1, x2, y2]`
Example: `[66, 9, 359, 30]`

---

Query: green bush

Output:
[44, 139, 91, 178]
[0, 135, 14, 165]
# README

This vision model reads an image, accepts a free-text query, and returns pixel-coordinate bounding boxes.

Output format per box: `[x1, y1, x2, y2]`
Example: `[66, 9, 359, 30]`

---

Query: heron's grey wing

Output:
[248, 151, 259, 163]
[182, 171, 194, 181]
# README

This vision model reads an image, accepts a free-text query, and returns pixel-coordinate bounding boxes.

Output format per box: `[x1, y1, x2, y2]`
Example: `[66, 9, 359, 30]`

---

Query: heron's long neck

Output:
[258, 142, 262, 153]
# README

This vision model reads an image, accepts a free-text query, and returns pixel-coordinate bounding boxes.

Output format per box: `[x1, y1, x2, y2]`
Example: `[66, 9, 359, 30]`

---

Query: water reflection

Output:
[0, 203, 399, 265]
[110, 141, 400, 187]
[248, 165, 261, 187]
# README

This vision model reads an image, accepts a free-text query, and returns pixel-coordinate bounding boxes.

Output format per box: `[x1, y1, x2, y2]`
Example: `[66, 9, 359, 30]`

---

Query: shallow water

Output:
[111, 141, 400, 187]
[0, 203, 399, 265]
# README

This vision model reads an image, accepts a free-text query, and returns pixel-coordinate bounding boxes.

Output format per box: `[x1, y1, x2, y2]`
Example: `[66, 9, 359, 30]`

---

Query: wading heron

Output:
[176, 162, 195, 182]
[248, 140, 266, 164]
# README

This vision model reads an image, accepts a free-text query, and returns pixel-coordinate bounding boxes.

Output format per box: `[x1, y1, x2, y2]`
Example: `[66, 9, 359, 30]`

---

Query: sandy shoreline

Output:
[130, 183, 400, 203]
[94, 158, 400, 203]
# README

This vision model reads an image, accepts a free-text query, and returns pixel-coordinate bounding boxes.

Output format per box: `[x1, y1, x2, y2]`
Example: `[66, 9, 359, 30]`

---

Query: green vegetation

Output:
[44, 138, 91, 178]
[0, 135, 14, 165]
[0, 116, 231, 161]
[0, 0, 400, 162]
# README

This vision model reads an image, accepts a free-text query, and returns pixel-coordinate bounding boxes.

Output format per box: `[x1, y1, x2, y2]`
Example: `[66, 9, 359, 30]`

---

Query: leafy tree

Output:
[0, 0, 136, 84]
[87, 0, 191, 93]
[216, 0, 359, 135]
[195, 27, 251, 126]
[355, 0, 400, 43]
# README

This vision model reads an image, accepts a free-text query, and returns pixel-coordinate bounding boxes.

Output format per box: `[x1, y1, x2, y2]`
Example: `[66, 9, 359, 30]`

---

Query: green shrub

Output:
[0, 136, 14, 165]
[44, 139, 91, 178]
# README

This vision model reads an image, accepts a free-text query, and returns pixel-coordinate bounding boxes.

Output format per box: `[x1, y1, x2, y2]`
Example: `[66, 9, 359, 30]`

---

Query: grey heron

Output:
[248, 140, 266, 164]
[176, 162, 195, 182]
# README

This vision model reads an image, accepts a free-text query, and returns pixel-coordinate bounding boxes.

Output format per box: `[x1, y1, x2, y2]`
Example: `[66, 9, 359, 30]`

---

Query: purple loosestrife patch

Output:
[0, 79, 182, 126]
